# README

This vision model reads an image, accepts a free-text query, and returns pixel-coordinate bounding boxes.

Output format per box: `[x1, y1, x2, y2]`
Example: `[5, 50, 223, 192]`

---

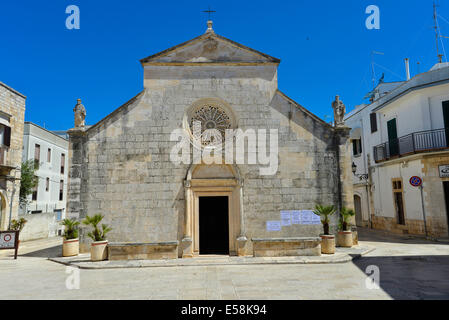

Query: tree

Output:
[19, 160, 38, 206]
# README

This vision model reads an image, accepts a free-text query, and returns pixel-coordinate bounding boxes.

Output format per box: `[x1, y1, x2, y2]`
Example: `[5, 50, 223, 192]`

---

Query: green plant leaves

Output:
[82, 214, 112, 242]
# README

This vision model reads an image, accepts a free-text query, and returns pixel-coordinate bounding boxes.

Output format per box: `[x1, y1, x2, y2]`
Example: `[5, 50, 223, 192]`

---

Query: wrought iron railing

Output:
[374, 128, 449, 162]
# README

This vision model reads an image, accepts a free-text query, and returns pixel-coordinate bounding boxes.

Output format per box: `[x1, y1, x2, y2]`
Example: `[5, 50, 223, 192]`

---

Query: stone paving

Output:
[48, 246, 374, 269]
[1, 229, 449, 299]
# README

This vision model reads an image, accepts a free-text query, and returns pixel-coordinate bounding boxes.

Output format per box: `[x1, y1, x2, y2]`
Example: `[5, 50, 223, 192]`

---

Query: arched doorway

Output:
[182, 164, 244, 257]
[354, 195, 363, 227]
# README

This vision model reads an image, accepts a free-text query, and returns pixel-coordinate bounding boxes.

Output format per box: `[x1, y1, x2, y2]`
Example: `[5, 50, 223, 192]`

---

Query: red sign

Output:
[409, 176, 422, 187]
[0, 231, 19, 259]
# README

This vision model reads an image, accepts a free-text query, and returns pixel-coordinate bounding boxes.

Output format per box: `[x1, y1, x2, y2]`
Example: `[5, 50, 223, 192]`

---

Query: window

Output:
[34, 144, 40, 170]
[0, 124, 11, 147]
[46, 177, 50, 192]
[47, 148, 51, 162]
[370, 113, 378, 133]
[54, 209, 62, 221]
[59, 180, 64, 201]
[32, 180, 38, 201]
[352, 139, 362, 156]
[60, 153, 65, 174]
[392, 178, 405, 225]
[0, 125, 10, 165]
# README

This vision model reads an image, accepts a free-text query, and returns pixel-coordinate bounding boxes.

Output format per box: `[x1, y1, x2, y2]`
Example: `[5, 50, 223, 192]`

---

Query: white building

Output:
[345, 63, 449, 238]
[21, 122, 68, 223]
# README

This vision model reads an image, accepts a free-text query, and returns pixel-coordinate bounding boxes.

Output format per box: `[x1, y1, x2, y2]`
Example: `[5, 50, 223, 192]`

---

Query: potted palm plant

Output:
[313, 204, 336, 254]
[337, 207, 355, 248]
[82, 214, 112, 261]
[61, 218, 80, 257]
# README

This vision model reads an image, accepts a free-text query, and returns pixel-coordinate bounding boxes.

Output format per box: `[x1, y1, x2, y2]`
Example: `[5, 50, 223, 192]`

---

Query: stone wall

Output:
[421, 154, 449, 237]
[18, 212, 61, 241]
[0, 82, 26, 230]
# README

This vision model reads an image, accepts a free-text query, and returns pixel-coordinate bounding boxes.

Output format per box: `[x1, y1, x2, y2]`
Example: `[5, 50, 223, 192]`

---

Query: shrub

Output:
[82, 214, 112, 242]
[313, 204, 336, 235]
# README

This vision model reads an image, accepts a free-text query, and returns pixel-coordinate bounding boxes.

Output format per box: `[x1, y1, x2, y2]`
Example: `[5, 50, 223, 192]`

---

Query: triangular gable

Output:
[140, 33, 280, 65]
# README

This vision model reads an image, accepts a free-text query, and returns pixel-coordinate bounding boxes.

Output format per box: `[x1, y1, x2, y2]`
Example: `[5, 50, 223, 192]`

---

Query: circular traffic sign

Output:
[409, 176, 422, 187]
[3, 234, 11, 242]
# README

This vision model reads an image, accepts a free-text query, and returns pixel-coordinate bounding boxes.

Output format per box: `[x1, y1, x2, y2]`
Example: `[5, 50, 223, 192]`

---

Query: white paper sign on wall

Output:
[439, 165, 449, 178]
[280, 211, 292, 226]
[266, 221, 282, 232]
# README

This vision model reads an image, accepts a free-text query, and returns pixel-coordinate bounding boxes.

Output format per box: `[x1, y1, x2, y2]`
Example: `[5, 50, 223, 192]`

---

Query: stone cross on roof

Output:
[203, 7, 216, 33]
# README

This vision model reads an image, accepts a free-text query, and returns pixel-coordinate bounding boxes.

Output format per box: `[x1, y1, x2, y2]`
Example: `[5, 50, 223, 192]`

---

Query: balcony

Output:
[0, 145, 18, 176]
[374, 128, 449, 162]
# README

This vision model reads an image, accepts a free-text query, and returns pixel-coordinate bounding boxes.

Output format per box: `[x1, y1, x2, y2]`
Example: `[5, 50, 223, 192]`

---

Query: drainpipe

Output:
[419, 185, 429, 238]
[366, 154, 373, 229]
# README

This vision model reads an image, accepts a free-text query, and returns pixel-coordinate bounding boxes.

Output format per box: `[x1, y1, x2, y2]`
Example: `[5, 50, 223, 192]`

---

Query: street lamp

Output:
[352, 162, 368, 181]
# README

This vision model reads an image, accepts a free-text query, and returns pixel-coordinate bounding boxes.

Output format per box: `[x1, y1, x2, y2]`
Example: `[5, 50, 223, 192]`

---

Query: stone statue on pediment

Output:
[74, 99, 86, 128]
[332, 95, 346, 127]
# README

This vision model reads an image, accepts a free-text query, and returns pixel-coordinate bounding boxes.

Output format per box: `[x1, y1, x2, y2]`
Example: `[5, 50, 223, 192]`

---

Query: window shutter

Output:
[35, 144, 40, 160]
[4, 126, 11, 147]
[370, 113, 378, 133]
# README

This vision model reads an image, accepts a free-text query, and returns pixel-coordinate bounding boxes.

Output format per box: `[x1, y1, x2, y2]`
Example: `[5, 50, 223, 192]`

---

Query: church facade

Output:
[67, 22, 353, 259]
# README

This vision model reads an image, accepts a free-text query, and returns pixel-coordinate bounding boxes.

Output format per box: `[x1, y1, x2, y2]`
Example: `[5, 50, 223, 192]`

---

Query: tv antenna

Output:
[433, 1, 448, 63]
[371, 51, 384, 89]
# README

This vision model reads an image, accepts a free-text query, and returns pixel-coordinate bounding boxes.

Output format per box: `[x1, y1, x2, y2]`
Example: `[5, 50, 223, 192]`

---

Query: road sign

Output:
[0, 231, 19, 259]
[409, 176, 422, 187]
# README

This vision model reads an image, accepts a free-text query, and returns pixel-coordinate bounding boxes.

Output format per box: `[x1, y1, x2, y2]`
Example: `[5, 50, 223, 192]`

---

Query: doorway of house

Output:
[199, 196, 229, 255]
[442, 182, 449, 235]
[354, 195, 363, 227]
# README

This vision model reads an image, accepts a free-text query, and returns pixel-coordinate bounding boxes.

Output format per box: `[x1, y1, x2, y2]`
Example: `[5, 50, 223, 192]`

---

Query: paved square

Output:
[1, 229, 448, 300]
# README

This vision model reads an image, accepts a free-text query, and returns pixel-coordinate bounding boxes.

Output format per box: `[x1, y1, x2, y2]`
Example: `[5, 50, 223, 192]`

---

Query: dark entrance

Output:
[443, 182, 449, 235]
[442, 101, 449, 146]
[199, 196, 229, 255]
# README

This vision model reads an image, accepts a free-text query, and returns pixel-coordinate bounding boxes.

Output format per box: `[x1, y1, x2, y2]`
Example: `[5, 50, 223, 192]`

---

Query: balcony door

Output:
[387, 118, 399, 157]
[443, 101, 449, 147]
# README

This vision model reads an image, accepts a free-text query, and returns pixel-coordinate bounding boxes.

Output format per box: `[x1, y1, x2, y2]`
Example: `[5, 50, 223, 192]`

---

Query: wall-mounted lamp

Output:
[352, 162, 368, 181]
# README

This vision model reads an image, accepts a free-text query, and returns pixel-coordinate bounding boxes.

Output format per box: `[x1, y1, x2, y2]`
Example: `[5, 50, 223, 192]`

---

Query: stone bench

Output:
[252, 237, 321, 257]
[108, 241, 179, 261]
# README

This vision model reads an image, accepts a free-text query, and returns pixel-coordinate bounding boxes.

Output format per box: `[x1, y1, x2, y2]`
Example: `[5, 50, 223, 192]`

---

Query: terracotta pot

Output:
[337, 231, 353, 248]
[91, 240, 108, 261]
[320, 234, 335, 254]
[63, 238, 79, 257]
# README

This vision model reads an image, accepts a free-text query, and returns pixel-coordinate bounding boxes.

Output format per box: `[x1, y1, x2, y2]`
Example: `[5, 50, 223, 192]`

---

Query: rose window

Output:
[189, 105, 232, 146]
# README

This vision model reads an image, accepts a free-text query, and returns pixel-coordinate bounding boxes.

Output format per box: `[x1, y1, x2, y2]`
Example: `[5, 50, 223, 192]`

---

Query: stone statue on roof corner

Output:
[332, 95, 346, 127]
[74, 99, 86, 128]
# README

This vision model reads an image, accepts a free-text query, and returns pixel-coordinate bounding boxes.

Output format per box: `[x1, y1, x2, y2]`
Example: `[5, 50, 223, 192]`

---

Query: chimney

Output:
[405, 58, 411, 81]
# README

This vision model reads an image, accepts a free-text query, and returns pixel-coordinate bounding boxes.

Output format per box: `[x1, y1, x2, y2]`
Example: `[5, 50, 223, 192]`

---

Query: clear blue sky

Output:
[1, 0, 448, 130]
